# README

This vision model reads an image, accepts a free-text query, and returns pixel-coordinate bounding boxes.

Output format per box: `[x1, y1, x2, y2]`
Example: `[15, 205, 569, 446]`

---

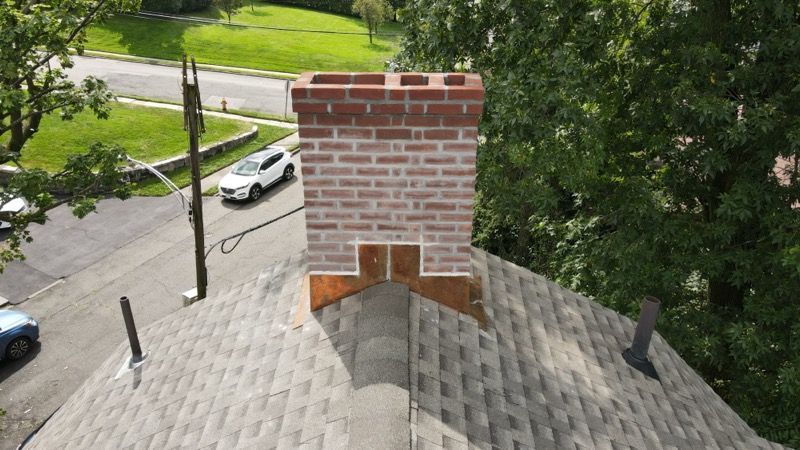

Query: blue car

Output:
[0, 310, 39, 361]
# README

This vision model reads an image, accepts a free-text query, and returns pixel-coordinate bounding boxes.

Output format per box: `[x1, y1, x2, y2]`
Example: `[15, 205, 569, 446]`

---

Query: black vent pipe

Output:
[623, 295, 661, 380]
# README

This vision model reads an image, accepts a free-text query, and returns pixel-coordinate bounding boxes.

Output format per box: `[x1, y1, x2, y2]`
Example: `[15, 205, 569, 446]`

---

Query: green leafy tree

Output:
[396, 0, 800, 445]
[0, 0, 140, 270]
[352, 0, 393, 43]
[214, 0, 243, 22]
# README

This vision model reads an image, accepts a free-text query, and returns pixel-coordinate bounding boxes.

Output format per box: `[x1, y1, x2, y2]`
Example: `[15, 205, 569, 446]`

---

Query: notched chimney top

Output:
[291, 72, 484, 112]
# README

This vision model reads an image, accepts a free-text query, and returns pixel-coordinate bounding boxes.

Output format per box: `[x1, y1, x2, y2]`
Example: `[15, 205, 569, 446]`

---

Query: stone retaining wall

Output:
[0, 126, 259, 186]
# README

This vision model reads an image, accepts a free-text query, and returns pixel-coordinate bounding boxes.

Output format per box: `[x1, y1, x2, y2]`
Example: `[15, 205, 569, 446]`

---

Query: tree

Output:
[214, 0, 242, 23]
[0, 0, 140, 271]
[395, 0, 800, 446]
[352, 0, 393, 44]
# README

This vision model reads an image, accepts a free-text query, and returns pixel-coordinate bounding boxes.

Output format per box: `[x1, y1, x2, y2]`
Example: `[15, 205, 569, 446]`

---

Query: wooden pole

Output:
[183, 55, 207, 300]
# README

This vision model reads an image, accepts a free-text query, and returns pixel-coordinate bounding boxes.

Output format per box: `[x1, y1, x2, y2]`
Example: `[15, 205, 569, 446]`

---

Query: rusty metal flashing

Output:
[308, 243, 486, 326]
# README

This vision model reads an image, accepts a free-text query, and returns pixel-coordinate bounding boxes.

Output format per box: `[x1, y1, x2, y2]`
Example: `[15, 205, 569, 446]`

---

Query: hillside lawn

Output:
[13, 102, 252, 173]
[86, 3, 400, 73]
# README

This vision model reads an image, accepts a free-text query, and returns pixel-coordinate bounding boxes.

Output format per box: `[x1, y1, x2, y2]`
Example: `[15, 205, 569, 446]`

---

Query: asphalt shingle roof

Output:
[27, 248, 783, 449]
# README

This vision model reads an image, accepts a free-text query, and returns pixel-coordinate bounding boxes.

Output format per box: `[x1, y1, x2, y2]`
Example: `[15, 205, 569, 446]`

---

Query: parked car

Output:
[218, 146, 295, 201]
[0, 196, 29, 230]
[0, 309, 39, 361]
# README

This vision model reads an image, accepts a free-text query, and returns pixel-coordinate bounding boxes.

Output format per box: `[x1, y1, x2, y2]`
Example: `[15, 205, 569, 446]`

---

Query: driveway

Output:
[65, 56, 294, 117]
[0, 150, 307, 449]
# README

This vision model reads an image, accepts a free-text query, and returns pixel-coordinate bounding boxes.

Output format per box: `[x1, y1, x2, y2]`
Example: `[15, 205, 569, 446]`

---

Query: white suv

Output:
[0, 197, 29, 230]
[218, 146, 295, 201]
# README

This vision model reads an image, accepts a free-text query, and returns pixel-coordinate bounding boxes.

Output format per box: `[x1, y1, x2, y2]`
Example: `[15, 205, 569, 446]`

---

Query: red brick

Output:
[339, 200, 370, 209]
[338, 154, 373, 164]
[358, 190, 391, 199]
[356, 167, 390, 177]
[300, 141, 316, 151]
[376, 128, 412, 140]
[320, 167, 354, 176]
[307, 221, 338, 230]
[439, 213, 472, 222]
[299, 127, 333, 138]
[404, 143, 439, 152]
[350, 86, 386, 100]
[360, 211, 392, 221]
[354, 115, 391, 126]
[301, 166, 316, 176]
[409, 104, 425, 114]
[290, 85, 307, 99]
[332, 103, 367, 114]
[326, 253, 358, 263]
[321, 189, 355, 199]
[342, 222, 375, 231]
[445, 74, 465, 86]
[447, 86, 484, 101]
[424, 223, 457, 232]
[404, 116, 441, 127]
[294, 103, 328, 113]
[377, 200, 411, 210]
[353, 73, 385, 84]
[442, 191, 474, 199]
[404, 191, 437, 199]
[315, 73, 352, 84]
[369, 104, 405, 114]
[423, 129, 459, 140]
[356, 142, 392, 153]
[424, 202, 457, 211]
[374, 179, 408, 188]
[405, 167, 438, 177]
[466, 104, 483, 114]
[316, 115, 353, 126]
[425, 180, 459, 188]
[337, 128, 374, 139]
[304, 178, 336, 187]
[389, 89, 407, 101]
[309, 87, 345, 99]
[339, 178, 372, 187]
[443, 143, 477, 152]
[377, 223, 409, 231]
[324, 211, 356, 220]
[427, 103, 463, 115]
[404, 213, 437, 222]
[424, 155, 458, 165]
[442, 167, 476, 177]
[461, 129, 478, 139]
[442, 116, 479, 127]
[376, 155, 410, 164]
[298, 115, 315, 125]
[317, 141, 355, 152]
[301, 153, 333, 164]
[409, 88, 446, 100]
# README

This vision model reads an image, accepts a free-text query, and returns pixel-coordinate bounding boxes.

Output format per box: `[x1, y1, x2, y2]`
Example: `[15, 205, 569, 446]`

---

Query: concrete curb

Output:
[78, 50, 299, 81]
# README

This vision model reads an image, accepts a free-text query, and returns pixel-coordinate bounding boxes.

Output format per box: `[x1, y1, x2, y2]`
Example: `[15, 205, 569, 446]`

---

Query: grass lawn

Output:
[186, 3, 402, 34]
[11, 102, 252, 173]
[86, 3, 400, 73]
[131, 124, 294, 196]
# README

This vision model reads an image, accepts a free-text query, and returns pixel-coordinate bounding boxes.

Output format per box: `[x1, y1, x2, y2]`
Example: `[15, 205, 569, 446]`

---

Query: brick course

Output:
[292, 72, 483, 275]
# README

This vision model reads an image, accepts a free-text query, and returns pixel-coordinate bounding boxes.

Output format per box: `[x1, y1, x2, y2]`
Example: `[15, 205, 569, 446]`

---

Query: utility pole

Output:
[182, 55, 208, 300]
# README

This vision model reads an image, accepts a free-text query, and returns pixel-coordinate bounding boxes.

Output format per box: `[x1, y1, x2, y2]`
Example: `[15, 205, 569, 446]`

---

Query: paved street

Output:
[0, 149, 307, 448]
[66, 56, 294, 116]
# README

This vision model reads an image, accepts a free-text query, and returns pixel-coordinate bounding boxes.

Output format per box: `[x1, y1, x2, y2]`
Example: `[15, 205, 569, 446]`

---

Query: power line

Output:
[205, 205, 304, 258]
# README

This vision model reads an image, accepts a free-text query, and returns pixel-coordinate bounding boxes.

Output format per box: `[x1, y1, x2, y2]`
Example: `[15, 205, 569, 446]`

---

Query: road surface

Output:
[0, 146, 307, 449]
[65, 55, 294, 116]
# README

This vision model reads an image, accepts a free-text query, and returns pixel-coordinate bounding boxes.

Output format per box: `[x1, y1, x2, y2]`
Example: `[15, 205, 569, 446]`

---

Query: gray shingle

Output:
[29, 249, 783, 450]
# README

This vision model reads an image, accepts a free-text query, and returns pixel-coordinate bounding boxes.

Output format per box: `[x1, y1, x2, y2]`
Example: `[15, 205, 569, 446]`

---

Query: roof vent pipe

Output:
[623, 295, 661, 380]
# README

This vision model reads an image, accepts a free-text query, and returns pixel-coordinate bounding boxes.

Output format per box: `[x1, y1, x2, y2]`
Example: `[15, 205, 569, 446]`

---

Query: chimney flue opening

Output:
[623, 295, 661, 380]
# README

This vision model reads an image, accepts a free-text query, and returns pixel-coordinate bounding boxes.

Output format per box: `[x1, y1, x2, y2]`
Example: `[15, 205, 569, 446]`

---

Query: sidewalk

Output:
[116, 97, 298, 129]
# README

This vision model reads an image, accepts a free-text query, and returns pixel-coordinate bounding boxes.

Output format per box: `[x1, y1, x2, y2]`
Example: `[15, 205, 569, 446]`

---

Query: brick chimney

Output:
[292, 72, 484, 318]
